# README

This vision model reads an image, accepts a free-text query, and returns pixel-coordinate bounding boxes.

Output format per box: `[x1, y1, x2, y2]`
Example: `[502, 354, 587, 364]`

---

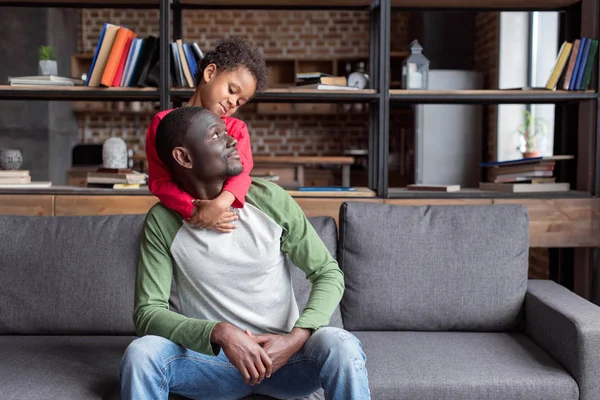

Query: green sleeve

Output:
[133, 204, 220, 356]
[247, 179, 345, 331]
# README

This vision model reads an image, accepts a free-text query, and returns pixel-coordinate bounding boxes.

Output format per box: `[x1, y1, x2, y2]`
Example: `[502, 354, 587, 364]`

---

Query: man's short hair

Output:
[155, 106, 206, 171]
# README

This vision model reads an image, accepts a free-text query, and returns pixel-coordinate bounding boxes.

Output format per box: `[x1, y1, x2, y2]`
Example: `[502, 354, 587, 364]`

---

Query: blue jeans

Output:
[119, 327, 370, 400]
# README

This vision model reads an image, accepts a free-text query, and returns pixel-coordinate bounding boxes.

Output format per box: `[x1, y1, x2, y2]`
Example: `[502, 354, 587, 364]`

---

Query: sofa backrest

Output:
[0, 213, 341, 335]
[287, 216, 344, 328]
[338, 202, 529, 332]
[0, 214, 145, 335]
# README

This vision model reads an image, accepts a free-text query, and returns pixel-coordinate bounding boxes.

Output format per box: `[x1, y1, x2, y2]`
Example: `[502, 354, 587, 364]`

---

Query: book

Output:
[0, 181, 52, 188]
[561, 38, 579, 90]
[177, 39, 195, 88]
[406, 184, 461, 192]
[296, 72, 334, 80]
[291, 84, 359, 91]
[8, 75, 84, 86]
[581, 39, 599, 90]
[479, 182, 570, 193]
[111, 36, 133, 87]
[480, 155, 573, 168]
[87, 23, 120, 87]
[569, 37, 587, 90]
[297, 76, 347, 86]
[0, 170, 29, 178]
[574, 37, 591, 90]
[183, 43, 198, 86]
[545, 41, 572, 90]
[101, 26, 136, 87]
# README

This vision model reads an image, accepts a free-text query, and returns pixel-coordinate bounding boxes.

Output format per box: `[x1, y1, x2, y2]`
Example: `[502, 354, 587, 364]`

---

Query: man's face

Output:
[200, 67, 257, 118]
[185, 110, 243, 180]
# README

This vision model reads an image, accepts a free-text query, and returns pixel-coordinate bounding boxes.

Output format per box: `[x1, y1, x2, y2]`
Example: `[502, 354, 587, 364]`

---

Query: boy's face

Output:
[184, 110, 243, 180]
[201, 66, 257, 118]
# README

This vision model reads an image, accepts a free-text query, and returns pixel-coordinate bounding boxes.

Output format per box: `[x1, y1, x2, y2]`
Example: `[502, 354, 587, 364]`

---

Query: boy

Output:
[146, 37, 268, 231]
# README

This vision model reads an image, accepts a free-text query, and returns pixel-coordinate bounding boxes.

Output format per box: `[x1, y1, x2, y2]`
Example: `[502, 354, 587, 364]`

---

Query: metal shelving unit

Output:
[0, 0, 598, 201]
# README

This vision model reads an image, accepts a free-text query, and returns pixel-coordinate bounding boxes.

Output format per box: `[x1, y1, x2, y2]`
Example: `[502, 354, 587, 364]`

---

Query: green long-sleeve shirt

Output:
[133, 178, 344, 356]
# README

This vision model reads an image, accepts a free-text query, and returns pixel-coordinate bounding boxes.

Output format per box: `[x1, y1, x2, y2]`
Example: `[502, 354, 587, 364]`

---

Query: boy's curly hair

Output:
[196, 37, 269, 92]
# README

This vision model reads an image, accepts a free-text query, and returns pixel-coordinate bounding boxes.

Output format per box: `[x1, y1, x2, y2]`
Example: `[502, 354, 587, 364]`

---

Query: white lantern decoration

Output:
[402, 40, 430, 90]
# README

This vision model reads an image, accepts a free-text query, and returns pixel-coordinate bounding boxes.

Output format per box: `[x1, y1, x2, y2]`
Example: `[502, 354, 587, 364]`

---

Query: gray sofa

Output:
[1, 201, 599, 400]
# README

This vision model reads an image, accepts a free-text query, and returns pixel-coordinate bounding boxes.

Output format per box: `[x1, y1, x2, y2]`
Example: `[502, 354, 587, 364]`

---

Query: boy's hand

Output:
[187, 191, 238, 232]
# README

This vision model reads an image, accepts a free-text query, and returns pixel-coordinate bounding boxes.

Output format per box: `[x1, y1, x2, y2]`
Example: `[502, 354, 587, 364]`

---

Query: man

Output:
[119, 106, 370, 400]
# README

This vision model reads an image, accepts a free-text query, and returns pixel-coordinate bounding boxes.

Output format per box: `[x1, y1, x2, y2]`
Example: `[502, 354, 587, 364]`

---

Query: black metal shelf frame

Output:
[0, 0, 598, 201]
[164, 0, 390, 195]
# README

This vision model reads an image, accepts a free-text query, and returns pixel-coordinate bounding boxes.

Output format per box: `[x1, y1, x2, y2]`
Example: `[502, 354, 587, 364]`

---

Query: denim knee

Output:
[120, 335, 171, 375]
[311, 327, 366, 368]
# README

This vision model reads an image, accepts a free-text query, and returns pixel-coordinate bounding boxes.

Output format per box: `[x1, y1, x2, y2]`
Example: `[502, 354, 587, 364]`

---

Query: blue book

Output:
[480, 155, 573, 167]
[183, 43, 198, 86]
[575, 38, 591, 90]
[86, 23, 112, 86]
[569, 37, 587, 90]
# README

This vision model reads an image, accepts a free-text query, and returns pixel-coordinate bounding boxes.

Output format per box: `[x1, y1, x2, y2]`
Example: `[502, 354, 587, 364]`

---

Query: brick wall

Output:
[78, 9, 411, 157]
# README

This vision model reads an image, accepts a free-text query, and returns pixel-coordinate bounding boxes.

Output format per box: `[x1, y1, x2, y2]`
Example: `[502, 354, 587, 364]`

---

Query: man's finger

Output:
[247, 362, 260, 385]
[261, 350, 273, 378]
[239, 366, 250, 385]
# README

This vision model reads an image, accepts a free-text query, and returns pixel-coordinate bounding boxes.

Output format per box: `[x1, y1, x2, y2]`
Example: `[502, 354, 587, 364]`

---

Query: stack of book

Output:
[294, 73, 357, 91]
[7, 75, 84, 87]
[86, 22, 204, 88]
[544, 37, 598, 90]
[86, 168, 147, 189]
[0, 170, 52, 188]
[479, 155, 573, 192]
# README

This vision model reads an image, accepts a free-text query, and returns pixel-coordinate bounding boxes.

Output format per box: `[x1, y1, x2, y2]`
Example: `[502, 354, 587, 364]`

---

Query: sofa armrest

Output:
[525, 279, 600, 400]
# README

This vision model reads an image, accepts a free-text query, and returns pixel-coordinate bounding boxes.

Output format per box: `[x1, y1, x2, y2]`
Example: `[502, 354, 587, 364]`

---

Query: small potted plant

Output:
[38, 45, 57, 76]
[516, 109, 548, 158]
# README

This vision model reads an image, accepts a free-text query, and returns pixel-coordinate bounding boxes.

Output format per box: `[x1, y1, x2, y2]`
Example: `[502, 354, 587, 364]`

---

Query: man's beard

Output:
[226, 161, 243, 177]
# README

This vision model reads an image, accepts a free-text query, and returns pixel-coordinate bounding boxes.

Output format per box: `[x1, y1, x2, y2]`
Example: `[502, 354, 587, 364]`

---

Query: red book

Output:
[112, 37, 132, 87]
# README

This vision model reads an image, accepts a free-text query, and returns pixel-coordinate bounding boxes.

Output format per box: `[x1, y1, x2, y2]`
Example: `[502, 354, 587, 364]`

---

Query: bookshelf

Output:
[0, 0, 598, 200]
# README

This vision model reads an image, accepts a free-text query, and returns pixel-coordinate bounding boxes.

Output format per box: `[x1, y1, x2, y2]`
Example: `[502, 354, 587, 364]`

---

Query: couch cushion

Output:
[288, 216, 343, 329]
[0, 335, 131, 400]
[352, 331, 578, 400]
[0, 214, 145, 335]
[338, 202, 529, 331]
[0, 336, 322, 400]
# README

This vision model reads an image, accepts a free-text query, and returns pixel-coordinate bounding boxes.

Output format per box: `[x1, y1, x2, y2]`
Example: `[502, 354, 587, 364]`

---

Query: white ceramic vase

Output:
[102, 138, 128, 169]
[0, 149, 23, 170]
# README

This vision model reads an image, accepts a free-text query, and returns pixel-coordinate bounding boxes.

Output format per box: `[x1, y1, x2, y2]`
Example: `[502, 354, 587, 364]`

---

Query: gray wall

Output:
[0, 7, 78, 184]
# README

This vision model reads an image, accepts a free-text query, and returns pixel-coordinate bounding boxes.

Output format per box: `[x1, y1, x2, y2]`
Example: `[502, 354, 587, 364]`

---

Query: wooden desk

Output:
[253, 156, 355, 187]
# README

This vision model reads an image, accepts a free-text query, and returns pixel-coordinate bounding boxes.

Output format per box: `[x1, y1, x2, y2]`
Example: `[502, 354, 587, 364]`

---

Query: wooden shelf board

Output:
[391, 0, 579, 10]
[0, 0, 158, 7]
[388, 187, 592, 199]
[180, 0, 371, 8]
[389, 89, 597, 104]
[254, 156, 355, 165]
[0, 86, 159, 101]
[172, 88, 378, 103]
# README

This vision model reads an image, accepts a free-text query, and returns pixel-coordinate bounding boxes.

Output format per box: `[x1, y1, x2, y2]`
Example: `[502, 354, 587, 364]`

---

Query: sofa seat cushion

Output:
[0, 336, 323, 400]
[353, 331, 578, 400]
[1, 335, 131, 400]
